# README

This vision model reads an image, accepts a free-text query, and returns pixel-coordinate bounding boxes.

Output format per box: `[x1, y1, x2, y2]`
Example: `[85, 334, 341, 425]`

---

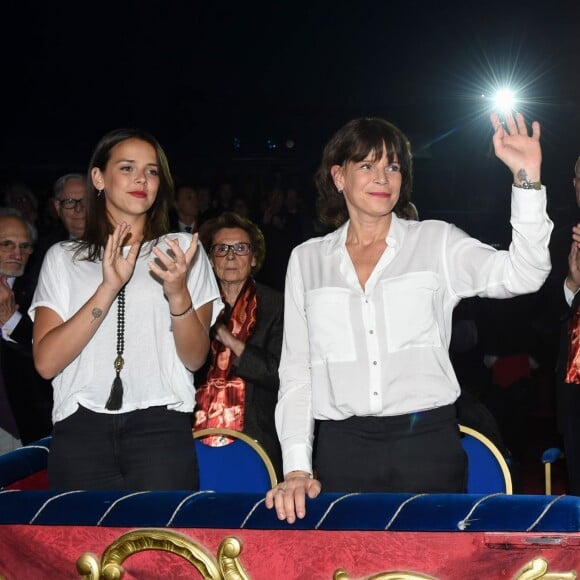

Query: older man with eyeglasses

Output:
[33, 173, 87, 277]
[0, 208, 52, 452]
[53, 173, 87, 240]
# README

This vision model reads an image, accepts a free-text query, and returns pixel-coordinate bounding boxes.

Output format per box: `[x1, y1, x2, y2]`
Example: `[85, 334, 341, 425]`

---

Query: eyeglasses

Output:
[0, 240, 34, 254]
[58, 198, 85, 210]
[210, 242, 253, 257]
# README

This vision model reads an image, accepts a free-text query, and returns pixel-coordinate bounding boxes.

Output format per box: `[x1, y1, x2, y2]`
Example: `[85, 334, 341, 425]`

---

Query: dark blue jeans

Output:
[48, 405, 198, 491]
[314, 404, 467, 493]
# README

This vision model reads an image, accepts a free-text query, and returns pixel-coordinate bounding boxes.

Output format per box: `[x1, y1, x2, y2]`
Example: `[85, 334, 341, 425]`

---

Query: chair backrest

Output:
[193, 428, 278, 492]
[459, 424, 513, 494]
[0, 436, 51, 490]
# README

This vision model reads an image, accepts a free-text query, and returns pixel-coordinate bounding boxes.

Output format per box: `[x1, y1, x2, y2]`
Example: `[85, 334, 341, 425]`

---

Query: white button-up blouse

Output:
[276, 186, 553, 476]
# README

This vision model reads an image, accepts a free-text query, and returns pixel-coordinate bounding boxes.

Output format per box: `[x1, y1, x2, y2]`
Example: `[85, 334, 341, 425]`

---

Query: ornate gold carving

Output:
[76, 529, 249, 580]
[512, 557, 577, 580]
[334, 570, 437, 580]
[334, 557, 578, 580]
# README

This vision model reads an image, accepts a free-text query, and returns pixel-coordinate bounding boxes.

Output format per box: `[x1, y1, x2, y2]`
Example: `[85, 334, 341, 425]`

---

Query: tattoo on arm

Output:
[91, 308, 103, 323]
[516, 168, 528, 184]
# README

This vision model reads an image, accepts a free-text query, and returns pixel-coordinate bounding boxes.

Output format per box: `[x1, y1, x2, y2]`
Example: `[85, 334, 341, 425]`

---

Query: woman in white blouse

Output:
[266, 112, 552, 523]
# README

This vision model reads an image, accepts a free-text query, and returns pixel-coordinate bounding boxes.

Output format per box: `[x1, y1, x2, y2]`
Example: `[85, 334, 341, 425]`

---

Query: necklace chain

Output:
[105, 286, 126, 410]
[115, 287, 125, 371]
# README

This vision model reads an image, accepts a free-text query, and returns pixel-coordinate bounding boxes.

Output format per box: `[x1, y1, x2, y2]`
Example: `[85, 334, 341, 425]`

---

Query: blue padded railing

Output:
[1, 437, 579, 534]
[0, 490, 579, 532]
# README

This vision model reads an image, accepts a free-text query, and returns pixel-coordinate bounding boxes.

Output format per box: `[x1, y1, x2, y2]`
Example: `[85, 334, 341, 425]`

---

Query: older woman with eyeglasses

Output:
[194, 211, 284, 479]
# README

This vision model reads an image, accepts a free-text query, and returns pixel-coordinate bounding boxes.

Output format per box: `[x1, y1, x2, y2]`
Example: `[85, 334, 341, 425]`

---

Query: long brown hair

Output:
[75, 128, 172, 261]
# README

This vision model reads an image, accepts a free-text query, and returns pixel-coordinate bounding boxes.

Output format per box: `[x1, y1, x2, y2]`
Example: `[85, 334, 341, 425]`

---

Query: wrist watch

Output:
[515, 180, 542, 190]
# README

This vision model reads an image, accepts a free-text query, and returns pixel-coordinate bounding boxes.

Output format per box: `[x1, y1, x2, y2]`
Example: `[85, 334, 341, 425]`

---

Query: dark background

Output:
[1, 0, 578, 243]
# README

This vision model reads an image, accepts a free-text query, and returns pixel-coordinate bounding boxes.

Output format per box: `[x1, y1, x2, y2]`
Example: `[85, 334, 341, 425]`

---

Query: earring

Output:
[338, 188, 343, 194]
[97, 189, 104, 197]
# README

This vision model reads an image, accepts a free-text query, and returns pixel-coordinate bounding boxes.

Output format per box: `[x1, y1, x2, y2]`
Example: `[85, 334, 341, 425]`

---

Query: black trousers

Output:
[48, 405, 198, 491]
[314, 405, 467, 493]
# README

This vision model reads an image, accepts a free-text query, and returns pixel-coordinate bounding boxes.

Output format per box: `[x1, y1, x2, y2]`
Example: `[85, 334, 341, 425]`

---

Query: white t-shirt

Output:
[29, 233, 223, 423]
[276, 186, 553, 475]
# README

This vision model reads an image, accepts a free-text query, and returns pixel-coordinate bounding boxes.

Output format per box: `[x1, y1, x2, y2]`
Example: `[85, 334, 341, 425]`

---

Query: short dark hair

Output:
[314, 117, 414, 228]
[78, 128, 172, 261]
[198, 211, 266, 274]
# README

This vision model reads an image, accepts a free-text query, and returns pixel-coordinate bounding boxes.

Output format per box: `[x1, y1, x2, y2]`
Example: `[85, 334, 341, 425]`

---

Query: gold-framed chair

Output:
[459, 424, 513, 494]
[193, 428, 278, 492]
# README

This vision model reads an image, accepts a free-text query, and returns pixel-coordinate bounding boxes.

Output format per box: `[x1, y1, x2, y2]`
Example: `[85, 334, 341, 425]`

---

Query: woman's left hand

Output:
[490, 111, 541, 186]
[265, 472, 322, 524]
[149, 234, 199, 298]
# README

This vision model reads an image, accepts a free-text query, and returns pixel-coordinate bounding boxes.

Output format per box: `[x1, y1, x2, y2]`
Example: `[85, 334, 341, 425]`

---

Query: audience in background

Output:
[196, 184, 214, 226]
[52, 173, 87, 241]
[232, 197, 252, 220]
[539, 155, 580, 494]
[258, 187, 298, 291]
[3, 181, 39, 232]
[30, 173, 88, 280]
[169, 183, 200, 233]
[477, 294, 542, 487]
[205, 181, 236, 220]
[0, 208, 53, 448]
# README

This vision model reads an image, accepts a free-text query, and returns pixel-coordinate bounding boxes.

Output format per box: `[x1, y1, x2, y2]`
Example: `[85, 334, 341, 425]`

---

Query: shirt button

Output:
[369, 330, 374, 334]
[372, 361, 377, 365]
[373, 391, 378, 396]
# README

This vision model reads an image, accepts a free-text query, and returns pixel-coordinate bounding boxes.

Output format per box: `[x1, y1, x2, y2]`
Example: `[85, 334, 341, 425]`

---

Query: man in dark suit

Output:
[536, 156, 580, 494]
[168, 183, 199, 233]
[0, 208, 53, 445]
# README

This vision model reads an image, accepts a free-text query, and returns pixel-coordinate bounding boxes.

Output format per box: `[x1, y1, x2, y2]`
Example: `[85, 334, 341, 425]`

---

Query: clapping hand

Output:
[0, 276, 17, 326]
[149, 234, 199, 299]
[567, 225, 580, 293]
[102, 222, 141, 293]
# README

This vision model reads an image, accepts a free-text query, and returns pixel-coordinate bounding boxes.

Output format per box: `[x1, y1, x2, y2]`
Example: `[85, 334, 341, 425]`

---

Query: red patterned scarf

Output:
[193, 277, 258, 445]
[566, 308, 580, 383]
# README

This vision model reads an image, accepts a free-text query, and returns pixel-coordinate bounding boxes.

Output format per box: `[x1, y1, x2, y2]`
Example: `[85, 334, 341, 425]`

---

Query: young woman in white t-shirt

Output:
[30, 128, 222, 490]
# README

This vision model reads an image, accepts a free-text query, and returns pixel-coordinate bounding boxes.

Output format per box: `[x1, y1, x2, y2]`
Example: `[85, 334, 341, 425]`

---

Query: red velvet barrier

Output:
[0, 525, 578, 579]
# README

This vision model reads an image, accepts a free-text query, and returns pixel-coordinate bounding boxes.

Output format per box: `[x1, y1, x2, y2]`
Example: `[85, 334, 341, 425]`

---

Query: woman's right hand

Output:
[265, 471, 322, 524]
[34, 226, 138, 379]
[102, 222, 141, 292]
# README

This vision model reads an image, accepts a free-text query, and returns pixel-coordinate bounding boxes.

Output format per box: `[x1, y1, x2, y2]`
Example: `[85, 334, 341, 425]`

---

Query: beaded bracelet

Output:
[170, 302, 194, 319]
